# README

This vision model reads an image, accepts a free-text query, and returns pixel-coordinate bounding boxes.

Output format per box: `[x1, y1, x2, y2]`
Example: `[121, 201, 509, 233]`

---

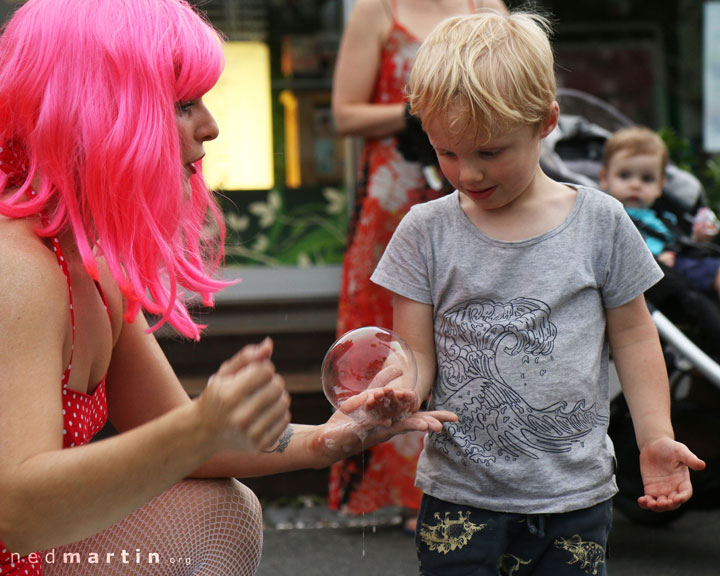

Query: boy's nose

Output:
[459, 163, 483, 187]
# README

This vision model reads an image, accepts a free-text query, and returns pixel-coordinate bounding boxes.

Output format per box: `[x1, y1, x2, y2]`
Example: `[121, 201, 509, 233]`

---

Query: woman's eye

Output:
[176, 100, 194, 114]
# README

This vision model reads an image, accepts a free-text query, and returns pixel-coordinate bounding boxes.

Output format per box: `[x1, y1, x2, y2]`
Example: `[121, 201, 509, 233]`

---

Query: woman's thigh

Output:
[45, 479, 263, 576]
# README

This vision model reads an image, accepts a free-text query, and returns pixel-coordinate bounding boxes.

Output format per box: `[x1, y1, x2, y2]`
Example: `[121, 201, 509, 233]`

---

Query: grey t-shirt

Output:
[371, 186, 663, 514]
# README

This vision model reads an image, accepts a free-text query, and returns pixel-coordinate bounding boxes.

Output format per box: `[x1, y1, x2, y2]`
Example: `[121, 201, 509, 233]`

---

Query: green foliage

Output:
[220, 186, 348, 268]
[659, 128, 720, 211]
[658, 127, 695, 173]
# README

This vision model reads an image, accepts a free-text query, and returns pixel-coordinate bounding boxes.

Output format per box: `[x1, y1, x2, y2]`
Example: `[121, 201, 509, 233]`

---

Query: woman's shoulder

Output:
[347, 0, 394, 44]
[0, 218, 67, 307]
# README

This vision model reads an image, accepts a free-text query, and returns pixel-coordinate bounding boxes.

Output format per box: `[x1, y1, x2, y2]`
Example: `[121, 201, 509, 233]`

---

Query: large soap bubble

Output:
[321, 326, 417, 409]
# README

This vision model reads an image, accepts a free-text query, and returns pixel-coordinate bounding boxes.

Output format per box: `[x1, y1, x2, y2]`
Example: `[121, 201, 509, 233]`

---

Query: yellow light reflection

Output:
[279, 90, 301, 188]
[203, 42, 274, 190]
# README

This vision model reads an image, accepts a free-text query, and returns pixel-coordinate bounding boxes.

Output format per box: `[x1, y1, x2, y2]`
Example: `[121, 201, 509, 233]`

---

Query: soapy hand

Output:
[313, 386, 456, 464]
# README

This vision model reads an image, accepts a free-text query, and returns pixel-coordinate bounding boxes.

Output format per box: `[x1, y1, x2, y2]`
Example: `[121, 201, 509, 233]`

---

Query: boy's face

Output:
[600, 150, 664, 209]
[424, 105, 556, 213]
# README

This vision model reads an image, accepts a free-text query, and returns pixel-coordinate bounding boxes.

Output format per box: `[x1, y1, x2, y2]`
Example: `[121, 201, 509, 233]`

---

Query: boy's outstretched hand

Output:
[313, 386, 456, 465]
[638, 437, 706, 512]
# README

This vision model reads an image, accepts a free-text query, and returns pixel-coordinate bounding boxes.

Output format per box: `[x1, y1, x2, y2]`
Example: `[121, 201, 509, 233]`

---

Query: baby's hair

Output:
[602, 126, 669, 172]
[407, 10, 556, 139]
[0, 0, 227, 339]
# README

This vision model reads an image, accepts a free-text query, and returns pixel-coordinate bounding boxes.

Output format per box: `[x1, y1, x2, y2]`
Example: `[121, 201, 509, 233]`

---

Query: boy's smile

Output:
[464, 185, 498, 200]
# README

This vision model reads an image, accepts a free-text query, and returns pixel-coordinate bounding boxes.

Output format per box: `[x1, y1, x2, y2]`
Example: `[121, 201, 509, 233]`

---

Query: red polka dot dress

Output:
[0, 234, 109, 575]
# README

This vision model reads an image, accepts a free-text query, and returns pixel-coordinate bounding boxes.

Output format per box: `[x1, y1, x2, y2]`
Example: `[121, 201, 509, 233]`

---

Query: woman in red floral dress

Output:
[330, 0, 507, 530]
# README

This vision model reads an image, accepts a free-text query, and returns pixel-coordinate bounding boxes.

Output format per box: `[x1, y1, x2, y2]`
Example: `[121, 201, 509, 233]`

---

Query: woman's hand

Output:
[311, 386, 456, 465]
[197, 339, 291, 454]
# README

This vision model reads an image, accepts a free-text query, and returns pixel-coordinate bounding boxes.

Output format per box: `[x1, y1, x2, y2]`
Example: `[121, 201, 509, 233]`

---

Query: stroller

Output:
[542, 88, 720, 524]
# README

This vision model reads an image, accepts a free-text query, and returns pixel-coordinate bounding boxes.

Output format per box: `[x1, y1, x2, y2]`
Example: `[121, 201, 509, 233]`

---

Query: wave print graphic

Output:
[434, 298, 607, 465]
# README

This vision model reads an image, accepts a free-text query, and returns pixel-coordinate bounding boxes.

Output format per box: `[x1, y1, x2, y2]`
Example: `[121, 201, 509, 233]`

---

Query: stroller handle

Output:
[652, 310, 720, 389]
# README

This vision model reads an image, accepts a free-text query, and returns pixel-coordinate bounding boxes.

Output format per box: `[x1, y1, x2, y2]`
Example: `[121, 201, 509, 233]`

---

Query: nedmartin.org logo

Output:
[9, 548, 192, 567]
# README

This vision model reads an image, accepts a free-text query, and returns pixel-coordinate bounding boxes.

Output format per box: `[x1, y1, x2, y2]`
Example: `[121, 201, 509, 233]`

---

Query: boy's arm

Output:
[393, 294, 437, 409]
[607, 295, 705, 512]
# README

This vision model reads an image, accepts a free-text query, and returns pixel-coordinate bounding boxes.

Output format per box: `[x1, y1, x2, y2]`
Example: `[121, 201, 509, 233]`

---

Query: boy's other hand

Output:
[637, 437, 706, 512]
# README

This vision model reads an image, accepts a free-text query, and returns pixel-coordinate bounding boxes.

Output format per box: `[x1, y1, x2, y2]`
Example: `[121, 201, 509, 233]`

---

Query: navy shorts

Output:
[674, 254, 720, 295]
[416, 495, 613, 576]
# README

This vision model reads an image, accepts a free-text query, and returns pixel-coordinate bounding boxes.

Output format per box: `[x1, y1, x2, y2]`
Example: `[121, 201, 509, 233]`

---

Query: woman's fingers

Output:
[214, 338, 274, 379]
[202, 358, 291, 452]
[241, 375, 291, 449]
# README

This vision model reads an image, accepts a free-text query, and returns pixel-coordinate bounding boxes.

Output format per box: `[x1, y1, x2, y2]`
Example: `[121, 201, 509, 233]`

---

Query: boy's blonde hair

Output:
[407, 10, 556, 139]
[602, 126, 669, 171]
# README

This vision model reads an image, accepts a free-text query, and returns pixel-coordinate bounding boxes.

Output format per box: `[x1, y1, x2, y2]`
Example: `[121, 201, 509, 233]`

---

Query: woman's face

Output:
[175, 97, 219, 183]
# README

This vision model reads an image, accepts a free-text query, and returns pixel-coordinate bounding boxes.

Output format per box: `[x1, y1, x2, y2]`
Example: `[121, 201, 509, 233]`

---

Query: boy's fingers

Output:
[424, 409, 458, 422]
[368, 366, 403, 388]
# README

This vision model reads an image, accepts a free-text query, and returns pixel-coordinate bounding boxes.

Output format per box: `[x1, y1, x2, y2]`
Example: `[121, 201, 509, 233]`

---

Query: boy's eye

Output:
[617, 171, 632, 180]
[477, 149, 500, 158]
[641, 174, 657, 184]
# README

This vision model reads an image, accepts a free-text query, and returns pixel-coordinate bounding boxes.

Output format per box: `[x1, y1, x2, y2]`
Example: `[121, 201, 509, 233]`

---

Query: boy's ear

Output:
[539, 101, 560, 139]
[599, 167, 608, 189]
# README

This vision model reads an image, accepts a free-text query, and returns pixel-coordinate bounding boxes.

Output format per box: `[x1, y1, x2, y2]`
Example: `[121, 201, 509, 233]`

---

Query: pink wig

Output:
[0, 0, 229, 340]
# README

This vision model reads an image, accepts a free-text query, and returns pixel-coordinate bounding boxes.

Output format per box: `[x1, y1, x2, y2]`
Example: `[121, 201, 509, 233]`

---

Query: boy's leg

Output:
[415, 495, 510, 576]
[505, 500, 613, 576]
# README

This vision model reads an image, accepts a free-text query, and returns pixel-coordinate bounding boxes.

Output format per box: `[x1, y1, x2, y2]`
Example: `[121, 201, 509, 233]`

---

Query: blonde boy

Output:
[371, 11, 705, 576]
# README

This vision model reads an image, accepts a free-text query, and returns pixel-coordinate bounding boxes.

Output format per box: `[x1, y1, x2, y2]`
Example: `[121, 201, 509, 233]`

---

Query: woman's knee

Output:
[177, 479, 264, 574]
[183, 478, 262, 535]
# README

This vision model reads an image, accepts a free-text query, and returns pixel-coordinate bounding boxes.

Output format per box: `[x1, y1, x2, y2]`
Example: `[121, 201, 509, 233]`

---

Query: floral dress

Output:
[328, 4, 451, 516]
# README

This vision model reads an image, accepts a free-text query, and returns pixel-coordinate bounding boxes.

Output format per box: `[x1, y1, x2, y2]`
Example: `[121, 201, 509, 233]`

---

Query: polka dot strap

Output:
[48, 234, 75, 387]
[48, 233, 109, 449]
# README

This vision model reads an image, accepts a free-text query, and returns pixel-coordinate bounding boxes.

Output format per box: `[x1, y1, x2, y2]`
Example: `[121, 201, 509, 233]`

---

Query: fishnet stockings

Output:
[44, 479, 263, 575]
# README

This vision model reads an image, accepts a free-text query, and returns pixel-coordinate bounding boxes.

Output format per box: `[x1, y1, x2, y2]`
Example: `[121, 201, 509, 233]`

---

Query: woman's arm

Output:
[478, 0, 509, 13]
[332, 0, 406, 138]
[0, 257, 289, 555]
[107, 314, 454, 479]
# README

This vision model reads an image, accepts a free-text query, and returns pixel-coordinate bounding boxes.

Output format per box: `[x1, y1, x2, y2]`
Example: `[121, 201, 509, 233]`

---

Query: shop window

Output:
[193, 0, 348, 270]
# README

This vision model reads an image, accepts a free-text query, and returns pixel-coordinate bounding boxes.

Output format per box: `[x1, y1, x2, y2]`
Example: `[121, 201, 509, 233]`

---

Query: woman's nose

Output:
[197, 104, 219, 143]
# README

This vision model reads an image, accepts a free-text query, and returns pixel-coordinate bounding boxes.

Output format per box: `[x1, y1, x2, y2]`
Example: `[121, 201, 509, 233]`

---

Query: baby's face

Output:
[602, 150, 664, 209]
